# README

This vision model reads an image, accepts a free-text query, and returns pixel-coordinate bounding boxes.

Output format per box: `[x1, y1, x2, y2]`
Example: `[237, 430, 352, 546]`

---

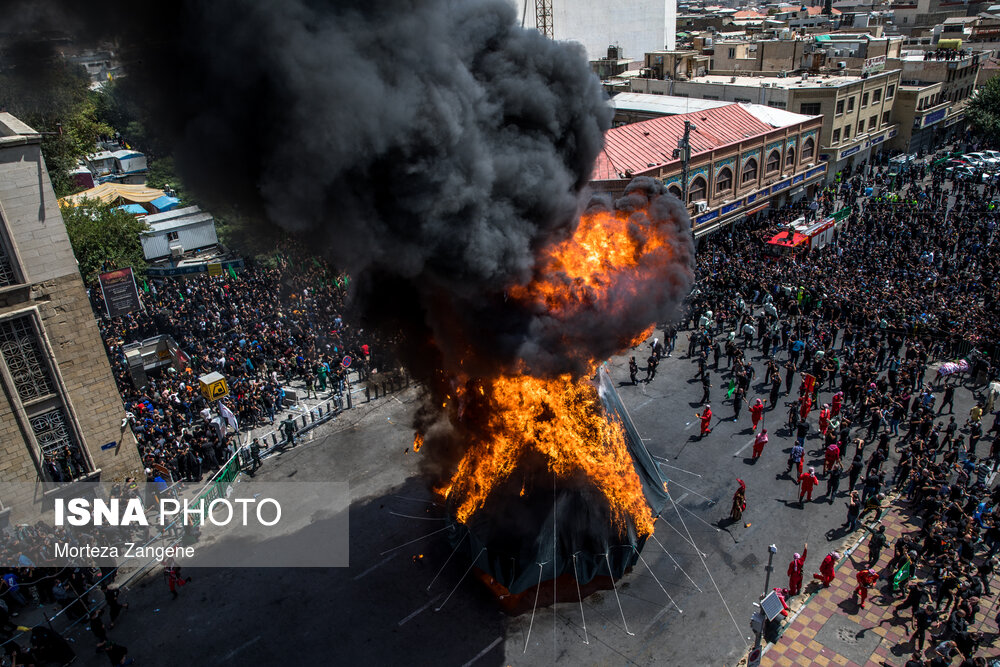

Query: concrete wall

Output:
[0, 114, 141, 518]
[517, 0, 676, 60]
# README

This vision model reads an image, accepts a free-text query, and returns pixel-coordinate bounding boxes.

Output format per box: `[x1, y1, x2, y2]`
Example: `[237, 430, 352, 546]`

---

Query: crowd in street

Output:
[654, 148, 1000, 665]
[91, 258, 387, 485]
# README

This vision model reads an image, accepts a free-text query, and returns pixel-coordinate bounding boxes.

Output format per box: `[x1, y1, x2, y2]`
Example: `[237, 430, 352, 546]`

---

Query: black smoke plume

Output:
[3, 1, 695, 493]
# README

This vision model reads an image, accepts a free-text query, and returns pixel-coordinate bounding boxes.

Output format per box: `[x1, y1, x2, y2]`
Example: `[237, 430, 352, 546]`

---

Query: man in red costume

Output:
[696, 405, 713, 437]
[752, 429, 769, 459]
[750, 398, 765, 431]
[813, 551, 841, 587]
[852, 568, 878, 608]
[787, 543, 808, 596]
[823, 442, 841, 475]
[799, 466, 820, 503]
[818, 404, 831, 435]
[831, 391, 844, 417]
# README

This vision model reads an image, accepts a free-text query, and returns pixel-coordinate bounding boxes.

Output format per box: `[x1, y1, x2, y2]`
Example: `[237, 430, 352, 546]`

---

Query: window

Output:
[882, 111, 891, 125]
[832, 128, 841, 144]
[688, 176, 707, 202]
[862, 92, 869, 107]
[703, 95, 720, 100]
[0, 315, 88, 482]
[802, 137, 815, 159]
[667, 184, 682, 199]
[873, 89, 882, 103]
[858, 120, 864, 135]
[734, 97, 752, 103]
[167, 231, 180, 242]
[741, 157, 759, 184]
[767, 101, 787, 109]
[715, 167, 733, 195]
[766, 150, 781, 173]
[836, 99, 845, 115]
[868, 117, 876, 131]
[847, 96, 855, 112]
[843, 125, 850, 139]
[887, 84, 895, 98]
[799, 102, 821, 115]
[785, 147, 795, 167]
[728, 47, 736, 58]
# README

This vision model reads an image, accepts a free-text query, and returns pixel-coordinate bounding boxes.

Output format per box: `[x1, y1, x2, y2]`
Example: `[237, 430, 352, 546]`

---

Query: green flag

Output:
[726, 379, 736, 399]
[892, 561, 912, 592]
[142, 279, 149, 293]
[178, 290, 184, 302]
[228, 266, 238, 280]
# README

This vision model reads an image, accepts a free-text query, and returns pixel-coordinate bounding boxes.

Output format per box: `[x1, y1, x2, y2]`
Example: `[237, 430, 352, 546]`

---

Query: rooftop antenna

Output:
[536, 0, 554, 39]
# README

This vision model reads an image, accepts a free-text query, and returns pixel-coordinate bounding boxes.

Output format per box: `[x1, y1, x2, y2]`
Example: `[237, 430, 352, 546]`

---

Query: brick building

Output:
[0, 113, 141, 519]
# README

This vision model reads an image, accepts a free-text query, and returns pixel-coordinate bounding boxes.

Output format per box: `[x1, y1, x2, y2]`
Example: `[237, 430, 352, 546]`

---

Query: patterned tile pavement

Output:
[761, 498, 1000, 667]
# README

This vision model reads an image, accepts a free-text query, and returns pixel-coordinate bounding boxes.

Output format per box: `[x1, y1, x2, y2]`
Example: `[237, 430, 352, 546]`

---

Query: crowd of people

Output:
[91, 257, 391, 486]
[664, 146, 1000, 665]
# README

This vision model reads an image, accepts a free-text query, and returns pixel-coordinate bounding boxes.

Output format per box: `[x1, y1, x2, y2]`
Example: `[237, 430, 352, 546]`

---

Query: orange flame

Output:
[434, 202, 679, 537]
[443, 374, 653, 535]
[510, 207, 673, 323]
[413, 433, 423, 453]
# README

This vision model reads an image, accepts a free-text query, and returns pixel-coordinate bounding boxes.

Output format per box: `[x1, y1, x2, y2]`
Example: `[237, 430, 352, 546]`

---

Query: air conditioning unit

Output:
[694, 201, 709, 213]
[169, 244, 184, 258]
[838, 61, 847, 69]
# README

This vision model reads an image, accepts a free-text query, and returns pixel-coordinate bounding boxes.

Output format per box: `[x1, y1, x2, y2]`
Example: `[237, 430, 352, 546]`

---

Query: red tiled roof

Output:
[734, 9, 767, 17]
[592, 104, 774, 181]
[804, 6, 842, 14]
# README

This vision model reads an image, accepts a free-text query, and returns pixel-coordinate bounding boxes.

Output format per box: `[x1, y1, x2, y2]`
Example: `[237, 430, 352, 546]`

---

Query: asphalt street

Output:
[76, 329, 983, 666]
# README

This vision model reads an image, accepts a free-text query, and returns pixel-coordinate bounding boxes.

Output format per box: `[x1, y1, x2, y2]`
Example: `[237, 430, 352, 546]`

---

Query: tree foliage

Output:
[0, 59, 113, 198]
[967, 77, 1000, 147]
[60, 201, 149, 283]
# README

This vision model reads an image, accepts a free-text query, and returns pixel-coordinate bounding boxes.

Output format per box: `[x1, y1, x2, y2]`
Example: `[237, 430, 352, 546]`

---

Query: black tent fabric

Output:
[445, 365, 669, 595]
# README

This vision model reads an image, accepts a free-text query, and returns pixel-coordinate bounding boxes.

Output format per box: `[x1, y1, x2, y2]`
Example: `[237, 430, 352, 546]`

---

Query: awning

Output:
[59, 182, 167, 208]
[115, 204, 148, 215]
[151, 195, 181, 212]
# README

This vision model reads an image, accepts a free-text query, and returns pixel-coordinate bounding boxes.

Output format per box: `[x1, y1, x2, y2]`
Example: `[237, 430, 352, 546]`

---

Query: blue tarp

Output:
[115, 204, 147, 215]
[151, 195, 180, 212]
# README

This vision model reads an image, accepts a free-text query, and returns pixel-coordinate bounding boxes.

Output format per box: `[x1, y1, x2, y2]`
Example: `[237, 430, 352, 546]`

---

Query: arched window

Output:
[785, 147, 796, 167]
[667, 184, 682, 199]
[715, 167, 733, 195]
[741, 157, 758, 185]
[802, 137, 815, 160]
[766, 150, 781, 173]
[688, 176, 707, 202]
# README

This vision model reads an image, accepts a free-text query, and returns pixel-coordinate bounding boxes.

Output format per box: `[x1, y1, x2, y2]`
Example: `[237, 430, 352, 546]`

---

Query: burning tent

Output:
[442, 365, 669, 598]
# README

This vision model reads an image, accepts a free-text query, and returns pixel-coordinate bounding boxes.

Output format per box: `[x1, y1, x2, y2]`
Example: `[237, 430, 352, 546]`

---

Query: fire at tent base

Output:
[442, 366, 668, 614]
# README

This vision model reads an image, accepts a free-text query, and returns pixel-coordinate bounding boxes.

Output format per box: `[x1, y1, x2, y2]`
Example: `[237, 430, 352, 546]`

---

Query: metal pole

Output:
[753, 544, 778, 653]
[681, 120, 694, 204]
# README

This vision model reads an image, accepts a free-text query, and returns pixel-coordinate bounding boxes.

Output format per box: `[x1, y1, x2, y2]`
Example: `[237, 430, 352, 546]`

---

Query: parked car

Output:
[964, 152, 998, 169]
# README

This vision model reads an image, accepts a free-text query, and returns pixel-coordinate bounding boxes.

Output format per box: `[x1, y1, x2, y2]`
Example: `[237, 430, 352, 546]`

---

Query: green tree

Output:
[967, 78, 1000, 146]
[60, 200, 149, 283]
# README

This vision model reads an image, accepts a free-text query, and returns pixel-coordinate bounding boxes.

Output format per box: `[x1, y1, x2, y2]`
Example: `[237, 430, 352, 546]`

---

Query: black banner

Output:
[98, 268, 142, 318]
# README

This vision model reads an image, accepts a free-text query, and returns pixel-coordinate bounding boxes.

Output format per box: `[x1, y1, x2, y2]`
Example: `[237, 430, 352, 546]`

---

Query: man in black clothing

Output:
[628, 357, 638, 385]
[700, 373, 711, 405]
[912, 605, 935, 651]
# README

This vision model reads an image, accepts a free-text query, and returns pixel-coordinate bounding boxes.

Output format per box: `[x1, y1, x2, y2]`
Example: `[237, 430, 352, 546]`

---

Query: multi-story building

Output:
[886, 49, 982, 151]
[631, 68, 902, 175]
[591, 102, 827, 238]
[0, 113, 141, 519]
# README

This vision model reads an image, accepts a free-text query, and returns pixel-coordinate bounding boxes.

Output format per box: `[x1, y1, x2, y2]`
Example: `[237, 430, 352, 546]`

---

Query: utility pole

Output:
[535, 0, 553, 39]
[674, 120, 697, 203]
[749, 544, 778, 667]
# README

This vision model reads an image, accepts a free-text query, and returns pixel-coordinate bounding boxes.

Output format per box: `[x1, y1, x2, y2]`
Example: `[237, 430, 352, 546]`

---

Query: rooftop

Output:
[687, 72, 871, 88]
[610, 92, 732, 116]
[592, 103, 817, 181]
[0, 113, 40, 147]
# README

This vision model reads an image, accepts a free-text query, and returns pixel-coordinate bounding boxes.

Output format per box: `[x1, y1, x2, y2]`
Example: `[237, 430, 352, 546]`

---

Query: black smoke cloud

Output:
[2, 0, 694, 379]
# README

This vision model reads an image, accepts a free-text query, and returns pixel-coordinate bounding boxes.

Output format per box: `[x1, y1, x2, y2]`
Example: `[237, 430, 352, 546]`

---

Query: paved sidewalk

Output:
[762, 498, 1000, 667]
